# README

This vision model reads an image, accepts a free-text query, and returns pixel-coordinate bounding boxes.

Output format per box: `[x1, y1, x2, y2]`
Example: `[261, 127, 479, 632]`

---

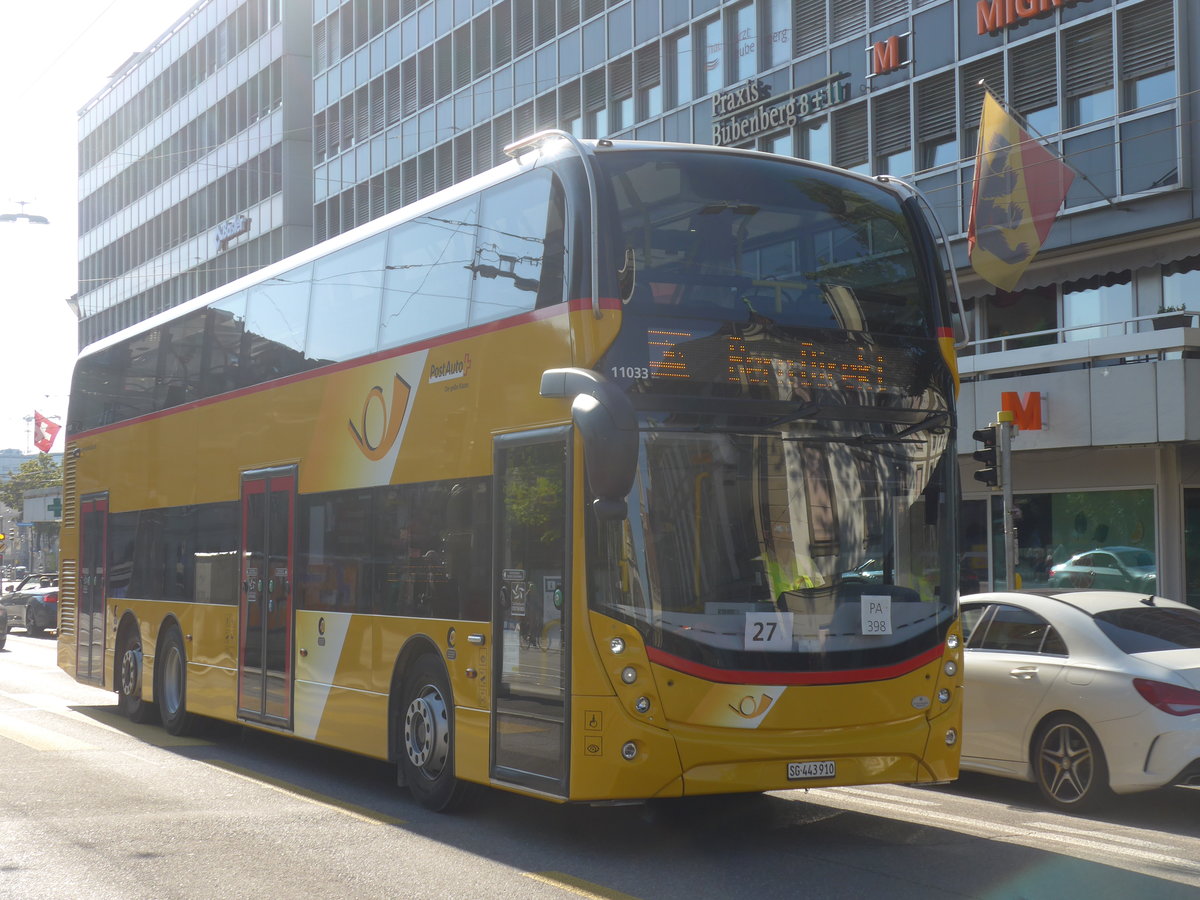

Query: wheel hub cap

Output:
[404, 685, 449, 777]
[120, 646, 142, 697]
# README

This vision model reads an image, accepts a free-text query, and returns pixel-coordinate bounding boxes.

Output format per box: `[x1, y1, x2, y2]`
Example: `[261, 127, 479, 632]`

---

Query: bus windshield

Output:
[595, 149, 933, 338]
[587, 424, 955, 675]
[587, 148, 956, 676]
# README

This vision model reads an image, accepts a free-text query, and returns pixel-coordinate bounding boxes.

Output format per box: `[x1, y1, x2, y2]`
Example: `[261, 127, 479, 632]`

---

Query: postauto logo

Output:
[347, 373, 412, 461]
[429, 353, 471, 384]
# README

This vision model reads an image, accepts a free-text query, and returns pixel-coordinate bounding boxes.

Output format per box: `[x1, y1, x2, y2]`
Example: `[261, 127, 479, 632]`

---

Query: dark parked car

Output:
[2, 575, 60, 636]
[1, 606, 6, 650]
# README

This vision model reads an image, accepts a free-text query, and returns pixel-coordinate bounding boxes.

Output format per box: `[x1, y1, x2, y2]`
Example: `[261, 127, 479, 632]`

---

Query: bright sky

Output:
[0, 0, 192, 452]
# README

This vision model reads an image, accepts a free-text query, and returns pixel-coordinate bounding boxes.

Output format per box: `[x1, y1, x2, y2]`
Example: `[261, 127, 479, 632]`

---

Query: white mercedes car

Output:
[959, 590, 1200, 811]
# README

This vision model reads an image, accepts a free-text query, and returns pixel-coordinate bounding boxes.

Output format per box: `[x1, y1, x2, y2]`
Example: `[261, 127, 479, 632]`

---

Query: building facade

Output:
[75, 0, 314, 347]
[76, 0, 1200, 604]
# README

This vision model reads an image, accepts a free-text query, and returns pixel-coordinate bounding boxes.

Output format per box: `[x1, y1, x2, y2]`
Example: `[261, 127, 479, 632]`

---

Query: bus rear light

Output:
[1133, 678, 1200, 716]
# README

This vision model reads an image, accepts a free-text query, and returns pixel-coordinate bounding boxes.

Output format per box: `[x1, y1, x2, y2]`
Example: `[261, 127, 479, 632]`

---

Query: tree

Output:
[0, 454, 63, 511]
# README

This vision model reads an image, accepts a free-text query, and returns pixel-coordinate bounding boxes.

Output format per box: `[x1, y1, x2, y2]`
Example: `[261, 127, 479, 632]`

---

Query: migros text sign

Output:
[976, 0, 1092, 36]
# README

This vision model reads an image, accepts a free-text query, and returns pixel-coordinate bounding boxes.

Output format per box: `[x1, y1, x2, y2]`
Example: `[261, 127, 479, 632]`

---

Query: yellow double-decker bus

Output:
[60, 134, 964, 810]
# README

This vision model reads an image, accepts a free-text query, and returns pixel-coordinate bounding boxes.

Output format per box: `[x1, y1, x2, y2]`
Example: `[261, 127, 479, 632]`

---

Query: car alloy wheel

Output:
[1034, 715, 1110, 811]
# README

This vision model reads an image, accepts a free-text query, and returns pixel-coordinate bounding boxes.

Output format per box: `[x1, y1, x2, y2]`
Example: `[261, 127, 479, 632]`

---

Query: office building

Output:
[75, 0, 313, 347]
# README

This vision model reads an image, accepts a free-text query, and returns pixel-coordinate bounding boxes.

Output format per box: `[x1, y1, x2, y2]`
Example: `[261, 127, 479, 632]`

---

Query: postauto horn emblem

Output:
[348, 373, 412, 461]
[729, 693, 775, 719]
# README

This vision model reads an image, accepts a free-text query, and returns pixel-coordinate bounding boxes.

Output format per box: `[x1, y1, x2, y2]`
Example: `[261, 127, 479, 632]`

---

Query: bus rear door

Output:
[238, 467, 296, 728]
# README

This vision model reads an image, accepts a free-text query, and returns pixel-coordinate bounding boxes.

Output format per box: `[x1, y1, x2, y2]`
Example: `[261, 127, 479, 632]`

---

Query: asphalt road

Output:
[2, 629, 1198, 900]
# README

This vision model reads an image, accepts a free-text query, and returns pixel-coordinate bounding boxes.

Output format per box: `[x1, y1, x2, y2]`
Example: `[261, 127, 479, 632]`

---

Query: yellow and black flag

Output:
[968, 92, 1074, 291]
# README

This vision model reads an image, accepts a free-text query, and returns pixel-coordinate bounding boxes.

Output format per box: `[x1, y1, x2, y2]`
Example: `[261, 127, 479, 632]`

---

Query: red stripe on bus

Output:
[936, 327, 953, 339]
[69, 296, 622, 440]
[644, 643, 945, 685]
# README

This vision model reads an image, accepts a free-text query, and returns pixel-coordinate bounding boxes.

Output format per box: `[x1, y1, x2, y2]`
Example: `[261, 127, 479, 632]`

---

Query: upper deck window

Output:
[597, 150, 933, 338]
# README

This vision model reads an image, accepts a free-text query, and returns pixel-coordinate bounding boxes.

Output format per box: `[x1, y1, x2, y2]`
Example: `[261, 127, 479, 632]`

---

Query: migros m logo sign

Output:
[870, 35, 904, 77]
[977, 0, 1093, 36]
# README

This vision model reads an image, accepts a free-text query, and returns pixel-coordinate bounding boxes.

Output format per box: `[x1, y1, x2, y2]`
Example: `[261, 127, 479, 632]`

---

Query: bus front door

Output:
[492, 429, 570, 797]
[238, 467, 296, 727]
[77, 494, 108, 685]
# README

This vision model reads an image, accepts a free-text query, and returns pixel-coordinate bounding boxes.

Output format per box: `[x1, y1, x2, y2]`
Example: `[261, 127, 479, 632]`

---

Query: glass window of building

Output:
[702, 17, 723, 95]
[609, 56, 634, 132]
[763, 130, 793, 158]
[873, 89, 911, 176]
[766, 0, 790, 67]
[669, 30, 692, 107]
[832, 103, 868, 175]
[1161, 258, 1200, 312]
[802, 118, 831, 165]
[960, 54, 1001, 158]
[1062, 273, 1132, 341]
[636, 44, 662, 120]
[1065, 18, 1114, 126]
[916, 73, 956, 170]
[980, 285, 1058, 351]
[732, 2, 757, 83]
[1119, 0, 1174, 112]
[1011, 36, 1059, 139]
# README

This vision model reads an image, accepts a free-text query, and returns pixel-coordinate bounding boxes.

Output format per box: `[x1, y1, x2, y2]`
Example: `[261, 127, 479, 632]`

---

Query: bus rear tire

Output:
[399, 654, 472, 812]
[117, 625, 157, 724]
[157, 626, 195, 737]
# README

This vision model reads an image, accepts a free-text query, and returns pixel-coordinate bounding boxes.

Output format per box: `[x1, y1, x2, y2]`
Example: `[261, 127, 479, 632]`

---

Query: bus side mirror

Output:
[540, 367, 638, 521]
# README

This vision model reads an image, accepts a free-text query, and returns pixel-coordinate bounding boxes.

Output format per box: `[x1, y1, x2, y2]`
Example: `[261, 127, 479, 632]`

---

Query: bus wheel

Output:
[117, 626, 157, 724]
[157, 627, 194, 736]
[399, 654, 471, 812]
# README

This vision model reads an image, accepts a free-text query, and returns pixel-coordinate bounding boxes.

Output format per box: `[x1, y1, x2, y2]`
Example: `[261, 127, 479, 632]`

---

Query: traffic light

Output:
[972, 423, 1001, 487]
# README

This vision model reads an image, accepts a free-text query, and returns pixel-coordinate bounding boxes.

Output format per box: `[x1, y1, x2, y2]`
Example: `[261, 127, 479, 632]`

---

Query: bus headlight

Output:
[943, 660, 958, 677]
[945, 728, 958, 746]
[937, 688, 951, 703]
[621, 666, 638, 684]
[946, 633, 960, 650]
[610, 636, 626, 654]
[621, 741, 638, 760]
[634, 696, 651, 713]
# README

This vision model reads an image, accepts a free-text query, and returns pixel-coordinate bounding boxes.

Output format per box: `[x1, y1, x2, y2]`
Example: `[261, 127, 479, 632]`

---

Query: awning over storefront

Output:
[957, 226, 1200, 303]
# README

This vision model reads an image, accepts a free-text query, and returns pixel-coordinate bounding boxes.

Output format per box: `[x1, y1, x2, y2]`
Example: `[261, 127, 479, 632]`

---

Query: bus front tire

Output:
[117, 626, 157, 724]
[399, 654, 471, 812]
[157, 627, 195, 737]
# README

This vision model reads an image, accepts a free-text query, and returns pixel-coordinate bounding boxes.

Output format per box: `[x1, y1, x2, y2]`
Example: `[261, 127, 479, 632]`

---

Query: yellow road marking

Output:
[522, 871, 642, 900]
[206, 760, 407, 826]
[0, 712, 97, 752]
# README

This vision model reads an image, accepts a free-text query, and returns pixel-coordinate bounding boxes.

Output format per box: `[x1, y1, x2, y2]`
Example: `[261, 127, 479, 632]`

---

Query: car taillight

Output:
[1133, 677, 1200, 716]
[46, 593, 58, 604]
